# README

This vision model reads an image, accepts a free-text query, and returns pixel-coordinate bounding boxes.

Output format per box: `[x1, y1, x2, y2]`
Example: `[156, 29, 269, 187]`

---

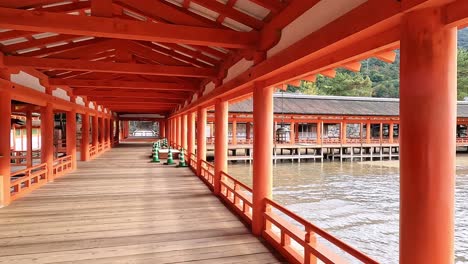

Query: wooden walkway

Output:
[0, 143, 284, 264]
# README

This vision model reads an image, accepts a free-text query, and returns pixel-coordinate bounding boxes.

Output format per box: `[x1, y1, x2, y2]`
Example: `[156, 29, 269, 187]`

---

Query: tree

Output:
[458, 48, 468, 100]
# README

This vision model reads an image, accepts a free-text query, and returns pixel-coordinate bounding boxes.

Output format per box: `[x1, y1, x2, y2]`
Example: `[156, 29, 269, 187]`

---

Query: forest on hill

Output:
[288, 28, 468, 100]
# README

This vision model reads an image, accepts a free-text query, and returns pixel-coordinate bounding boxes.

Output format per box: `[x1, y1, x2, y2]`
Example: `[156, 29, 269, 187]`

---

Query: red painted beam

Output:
[0, 7, 258, 48]
[3, 56, 217, 78]
[49, 79, 198, 91]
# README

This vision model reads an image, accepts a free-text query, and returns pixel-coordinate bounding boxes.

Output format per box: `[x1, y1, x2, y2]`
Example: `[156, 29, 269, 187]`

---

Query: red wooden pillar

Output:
[400, 7, 457, 264]
[66, 110, 77, 170]
[115, 118, 120, 143]
[41, 103, 54, 182]
[0, 90, 12, 207]
[317, 121, 322, 144]
[214, 99, 228, 195]
[197, 107, 207, 176]
[232, 119, 237, 145]
[109, 118, 114, 146]
[290, 121, 295, 144]
[181, 114, 187, 150]
[160, 120, 166, 138]
[366, 121, 371, 144]
[92, 115, 98, 147]
[379, 122, 383, 143]
[252, 84, 274, 236]
[341, 121, 347, 144]
[100, 117, 105, 147]
[389, 121, 394, 144]
[81, 113, 90, 161]
[174, 116, 178, 146]
[246, 122, 251, 142]
[26, 110, 33, 167]
[188, 112, 195, 156]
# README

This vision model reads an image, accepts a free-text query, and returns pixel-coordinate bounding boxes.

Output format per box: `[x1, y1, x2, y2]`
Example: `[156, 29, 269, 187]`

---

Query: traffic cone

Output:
[164, 147, 175, 165]
[177, 148, 188, 167]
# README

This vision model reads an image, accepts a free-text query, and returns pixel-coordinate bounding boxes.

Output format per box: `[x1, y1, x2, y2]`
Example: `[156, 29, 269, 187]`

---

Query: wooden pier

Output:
[0, 143, 284, 264]
[205, 143, 400, 163]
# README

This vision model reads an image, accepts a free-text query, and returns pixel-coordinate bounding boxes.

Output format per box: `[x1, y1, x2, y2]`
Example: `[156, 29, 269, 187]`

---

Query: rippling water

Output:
[228, 160, 468, 264]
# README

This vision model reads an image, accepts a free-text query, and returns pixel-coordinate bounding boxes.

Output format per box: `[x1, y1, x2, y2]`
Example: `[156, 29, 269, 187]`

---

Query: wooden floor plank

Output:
[0, 143, 285, 264]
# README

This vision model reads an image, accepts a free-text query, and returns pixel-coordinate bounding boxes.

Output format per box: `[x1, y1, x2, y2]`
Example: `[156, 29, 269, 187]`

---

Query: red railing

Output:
[10, 163, 48, 201]
[98, 143, 103, 153]
[220, 171, 253, 224]
[53, 155, 73, 178]
[264, 198, 379, 264]
[10, 150, 41, 166]
[210, 171, 378, 264]
[89, 145, 97, 158]
[200, 160, 214, 187]
[189, 153, 197, 172]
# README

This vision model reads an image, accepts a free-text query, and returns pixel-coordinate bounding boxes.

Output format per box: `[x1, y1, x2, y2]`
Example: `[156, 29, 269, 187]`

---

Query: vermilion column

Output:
[232, 119, 237, 145]
[181, 114, 187, 150]
[0, 90, 12, 207]
[290, 121, 295, 144]
[317, 121, 322, 144]
[66, 110, 77, 170]
[197, 107, 207, 176]
[92, 115, 98, 147]
[246, 122, 251, 142]
[366, 121, 371, 144]
[252, 84, 274, 236]
[176, 116, 182, 147]
[109, 118, 114, 146]
[389, 122, 394, 143]
[100, 117, 105, 147]
[115, 118, 120, 143]
[81, 113, 90, 161]
[160, 120, 166, 138]
[187, 112, 195, 156]
[214, 99, 228, 195]
[26, 110, 33, 167]
[379, 122, 383, 143]
[400, 7, 457, 264]
[41, 103, 54, 182]
[341, 121, 347, 144]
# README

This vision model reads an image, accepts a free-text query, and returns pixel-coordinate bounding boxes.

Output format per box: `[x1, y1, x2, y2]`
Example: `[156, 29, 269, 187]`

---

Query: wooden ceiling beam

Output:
[114, 0, 217, 28]
[91, 0, 113, 17]
[90, 97, 183, 104]
[17, 38, 107, 58]
[0, 7, 258, 49]
[77, 90, 187, 100]
[3, 56, 217, 78]
[3, 34, 81, 54]
[249, 0, 285, 13]
[49, 79, 198, 91]
[189, 0, 264, 30]
[134, 42, 214, 68]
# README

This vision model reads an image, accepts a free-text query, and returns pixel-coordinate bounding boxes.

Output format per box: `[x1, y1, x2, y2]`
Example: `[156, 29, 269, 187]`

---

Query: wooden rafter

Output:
[49, 79, 198, 92]
[3, 56, 217, 78]
[0, 7, 259, 49]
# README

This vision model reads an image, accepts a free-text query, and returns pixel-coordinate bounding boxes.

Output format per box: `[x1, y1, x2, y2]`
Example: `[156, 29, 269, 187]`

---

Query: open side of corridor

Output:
[0, 143, 284, 264]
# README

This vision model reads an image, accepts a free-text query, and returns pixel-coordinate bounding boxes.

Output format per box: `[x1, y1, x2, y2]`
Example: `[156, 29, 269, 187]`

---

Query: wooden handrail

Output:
[265, 198, 379, 264]
[53, 155, 73, 178]
[10, 163, 48, 201]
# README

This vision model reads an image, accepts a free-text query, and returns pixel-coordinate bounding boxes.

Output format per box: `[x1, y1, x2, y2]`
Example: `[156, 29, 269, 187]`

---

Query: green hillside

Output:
[288, 28, 468, 100]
